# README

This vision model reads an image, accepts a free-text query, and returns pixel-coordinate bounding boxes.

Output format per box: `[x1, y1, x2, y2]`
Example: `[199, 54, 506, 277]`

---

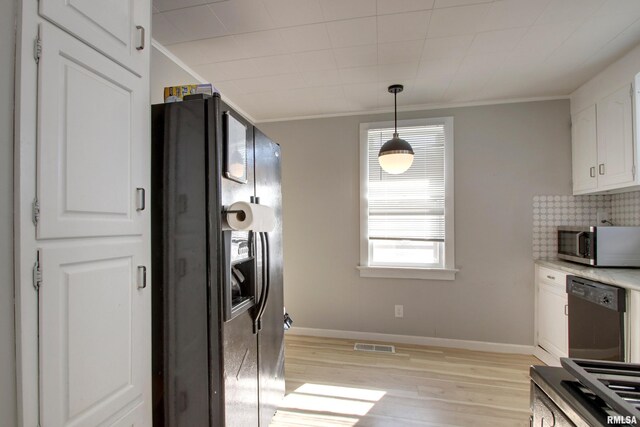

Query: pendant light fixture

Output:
[378, 84, 414, 174]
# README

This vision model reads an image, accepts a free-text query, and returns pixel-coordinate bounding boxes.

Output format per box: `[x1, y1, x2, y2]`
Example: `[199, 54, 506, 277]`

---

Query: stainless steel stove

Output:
[530, 359, 640, 426]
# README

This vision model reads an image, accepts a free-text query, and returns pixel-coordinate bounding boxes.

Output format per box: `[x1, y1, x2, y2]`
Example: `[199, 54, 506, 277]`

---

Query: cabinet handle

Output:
[136, 188, 146, 211]
[546, 275, 555, 280]
[136, 25, 145, 50]
[564, 304, 568, 316]
[137, 266, 147, 289]
[590, 166, 596, 178]
[599, 163, 605, 175]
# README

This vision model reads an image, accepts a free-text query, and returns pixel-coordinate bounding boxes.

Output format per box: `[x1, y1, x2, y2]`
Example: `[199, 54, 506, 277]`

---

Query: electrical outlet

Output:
[394, 305, 403, 318]
[597, 209, 611, 225]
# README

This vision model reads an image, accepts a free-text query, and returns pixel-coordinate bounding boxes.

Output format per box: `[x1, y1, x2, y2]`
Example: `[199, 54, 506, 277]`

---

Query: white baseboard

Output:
[533, 346, 561, 367]
[287, 327, 536, 355]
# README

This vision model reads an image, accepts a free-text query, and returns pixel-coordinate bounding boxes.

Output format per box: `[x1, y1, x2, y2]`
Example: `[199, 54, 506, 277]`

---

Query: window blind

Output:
[368, 125, 445, 242]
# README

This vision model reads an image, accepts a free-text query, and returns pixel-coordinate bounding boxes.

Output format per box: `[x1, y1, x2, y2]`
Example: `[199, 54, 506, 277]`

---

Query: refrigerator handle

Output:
[253, 232, 271, 333]
[257, 232, 271, 332]
[253, 231, 268, 334]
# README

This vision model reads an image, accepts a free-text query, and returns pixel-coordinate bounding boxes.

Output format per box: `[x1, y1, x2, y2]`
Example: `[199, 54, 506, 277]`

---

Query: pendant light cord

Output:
[394, 92, 397, 134]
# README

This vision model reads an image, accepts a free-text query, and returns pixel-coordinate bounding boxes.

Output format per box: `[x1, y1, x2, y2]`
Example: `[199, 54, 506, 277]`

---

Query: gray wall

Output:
[260, 99, 571, 346]
[150, 46, 199, 105]
[0, 0, 16, 424]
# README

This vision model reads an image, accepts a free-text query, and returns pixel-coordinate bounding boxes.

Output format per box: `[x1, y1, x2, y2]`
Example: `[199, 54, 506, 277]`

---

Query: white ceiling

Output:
[153, 0, 640, 121]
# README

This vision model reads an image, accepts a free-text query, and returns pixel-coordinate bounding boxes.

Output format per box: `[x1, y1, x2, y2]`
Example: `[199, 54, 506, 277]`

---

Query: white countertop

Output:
[536, 259, 640, 292]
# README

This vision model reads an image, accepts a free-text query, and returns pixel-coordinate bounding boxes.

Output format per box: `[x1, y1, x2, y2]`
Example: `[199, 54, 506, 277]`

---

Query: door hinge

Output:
[33, 34, 42, 63]
[32, 198, 40, 226]
[633, 164, 636, 180]
[33, 250, 42, 291]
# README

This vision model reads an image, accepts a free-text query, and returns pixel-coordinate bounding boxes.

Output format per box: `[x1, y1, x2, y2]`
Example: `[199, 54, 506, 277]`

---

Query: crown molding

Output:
[254, 95, 570, 123]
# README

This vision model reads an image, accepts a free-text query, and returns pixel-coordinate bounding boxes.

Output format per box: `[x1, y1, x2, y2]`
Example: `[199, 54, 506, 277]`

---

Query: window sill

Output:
[356, 266, 458, 281]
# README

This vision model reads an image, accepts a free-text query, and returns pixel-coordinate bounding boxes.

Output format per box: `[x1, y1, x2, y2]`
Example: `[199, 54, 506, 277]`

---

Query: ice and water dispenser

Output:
[222, 201, 276, 323]
[222, 228, 256, 321]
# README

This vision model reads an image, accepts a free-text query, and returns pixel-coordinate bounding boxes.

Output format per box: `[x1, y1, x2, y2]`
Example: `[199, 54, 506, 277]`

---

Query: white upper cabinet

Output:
[39, 0, 149, 76]
[37, 23, 147, 239]
[571, 105, 598, 194]
[596, 84, 635, 190]
[571, 83, 636, 195]
[570, 43, 640, 196]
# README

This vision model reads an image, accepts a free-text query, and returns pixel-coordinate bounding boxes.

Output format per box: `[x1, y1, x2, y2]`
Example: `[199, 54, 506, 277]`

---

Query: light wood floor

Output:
[270, 335, 542, 427]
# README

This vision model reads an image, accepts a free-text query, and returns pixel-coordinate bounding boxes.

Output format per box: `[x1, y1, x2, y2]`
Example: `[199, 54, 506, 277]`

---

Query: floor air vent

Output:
[354, 343, 395, 353]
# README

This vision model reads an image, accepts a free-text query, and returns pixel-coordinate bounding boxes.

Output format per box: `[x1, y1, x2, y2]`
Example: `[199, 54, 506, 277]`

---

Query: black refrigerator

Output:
[151, 94, 285, 426]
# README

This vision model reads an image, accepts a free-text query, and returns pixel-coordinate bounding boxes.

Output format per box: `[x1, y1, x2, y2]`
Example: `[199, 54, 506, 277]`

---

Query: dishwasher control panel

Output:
[566, 276, 625, 312]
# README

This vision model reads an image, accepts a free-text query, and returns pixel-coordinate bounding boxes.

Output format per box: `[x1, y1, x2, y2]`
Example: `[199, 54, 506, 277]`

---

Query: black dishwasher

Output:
[567, 276, 626, 361]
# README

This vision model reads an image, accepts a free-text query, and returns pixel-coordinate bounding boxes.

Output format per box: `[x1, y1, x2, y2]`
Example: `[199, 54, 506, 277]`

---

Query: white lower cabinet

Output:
[628, 290, 640, 363]
[40, 240, 148, 427]
[534, 264, 640, 365]
[535, 265, 568, 364]
[537, 282, 568, 358]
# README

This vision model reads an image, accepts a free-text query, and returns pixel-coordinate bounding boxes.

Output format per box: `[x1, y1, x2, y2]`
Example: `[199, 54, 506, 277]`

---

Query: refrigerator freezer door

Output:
[254, 129, 286, 426]
[152, 100, 211, 426]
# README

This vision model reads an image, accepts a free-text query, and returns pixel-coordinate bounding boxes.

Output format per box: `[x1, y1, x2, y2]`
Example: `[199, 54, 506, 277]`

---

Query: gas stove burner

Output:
[530, 360, 640, 427]
[561, 358, 640, 422]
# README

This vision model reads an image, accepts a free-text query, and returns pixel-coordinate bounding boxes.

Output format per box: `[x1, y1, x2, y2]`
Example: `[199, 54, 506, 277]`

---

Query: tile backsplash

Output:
[533, 191, 640, 259]
[611, 191, 640, 226]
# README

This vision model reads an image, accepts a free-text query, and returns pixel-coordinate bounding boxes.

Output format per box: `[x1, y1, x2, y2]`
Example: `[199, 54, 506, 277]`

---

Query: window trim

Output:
[358, 117, 456, 280]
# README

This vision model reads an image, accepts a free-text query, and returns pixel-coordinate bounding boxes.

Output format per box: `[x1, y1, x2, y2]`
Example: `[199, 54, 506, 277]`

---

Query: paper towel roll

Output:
[227, 201, 276, 232]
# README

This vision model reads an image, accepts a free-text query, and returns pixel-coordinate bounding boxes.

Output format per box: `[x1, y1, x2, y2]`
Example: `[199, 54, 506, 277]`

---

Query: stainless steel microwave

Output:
[557, 226, 640, 267]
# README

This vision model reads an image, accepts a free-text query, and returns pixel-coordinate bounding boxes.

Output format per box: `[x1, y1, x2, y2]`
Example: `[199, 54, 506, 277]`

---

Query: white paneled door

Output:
[37, 23, 146, 239]
[596, 84, 634, 190]
[39, 241, 148, 426]
[39, 0, 149, 76]
[35, 21, 150, 427]
[537, 281, 568, 359]
[571, 105, 598, 195]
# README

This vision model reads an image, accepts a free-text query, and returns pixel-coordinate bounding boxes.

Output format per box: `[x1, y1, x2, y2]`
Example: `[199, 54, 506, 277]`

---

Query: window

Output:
[358, 118, 456, 280]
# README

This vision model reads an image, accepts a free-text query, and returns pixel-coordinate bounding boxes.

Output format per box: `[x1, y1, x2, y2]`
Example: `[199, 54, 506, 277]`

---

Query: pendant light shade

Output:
[378, 133, 414, 174]
[378, 84, 414, 174]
